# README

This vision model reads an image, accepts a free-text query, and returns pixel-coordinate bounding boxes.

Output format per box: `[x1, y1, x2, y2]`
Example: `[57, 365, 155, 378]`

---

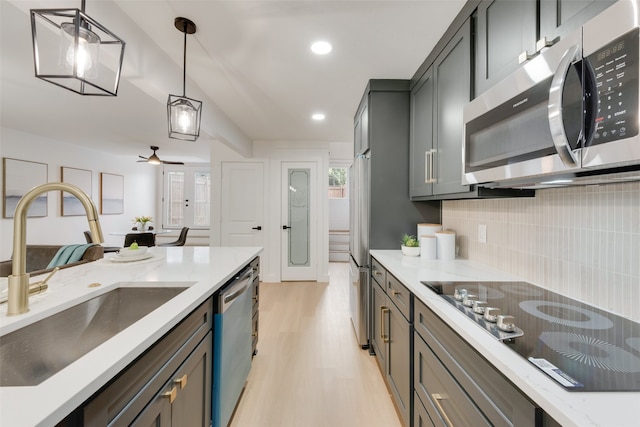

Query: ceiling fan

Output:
[138, 146, 184, 165]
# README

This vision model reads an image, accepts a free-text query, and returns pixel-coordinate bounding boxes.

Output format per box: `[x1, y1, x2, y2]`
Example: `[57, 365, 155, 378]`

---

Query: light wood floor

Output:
[229, 263, 403, 427]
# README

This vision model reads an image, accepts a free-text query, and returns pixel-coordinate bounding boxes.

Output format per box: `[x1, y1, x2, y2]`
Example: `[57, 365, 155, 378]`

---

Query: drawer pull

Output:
[431, 393, 454, 427]
[174, 374, 188, 389]
[252, 332, 258, 337]
[391, 289, 400, 297]
[381, 307, 390, 343]
[163, 386, 177, 403]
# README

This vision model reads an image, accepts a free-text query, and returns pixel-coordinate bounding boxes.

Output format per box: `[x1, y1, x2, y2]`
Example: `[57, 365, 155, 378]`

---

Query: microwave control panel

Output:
[588, 28, 639, 145]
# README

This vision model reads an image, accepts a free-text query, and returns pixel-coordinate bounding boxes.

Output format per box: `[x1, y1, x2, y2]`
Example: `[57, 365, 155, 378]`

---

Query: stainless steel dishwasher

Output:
[212, 265, 253, 427]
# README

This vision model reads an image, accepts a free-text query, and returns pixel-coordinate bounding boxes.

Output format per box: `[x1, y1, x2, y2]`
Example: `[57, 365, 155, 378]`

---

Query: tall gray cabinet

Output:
[355, 80, 440, 248]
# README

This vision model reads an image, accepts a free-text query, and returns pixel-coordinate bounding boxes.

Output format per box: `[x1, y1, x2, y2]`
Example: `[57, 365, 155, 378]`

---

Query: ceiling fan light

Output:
[167, 94, 202, 141]
[147, 153, 162, 165]
[30, 3, 125, 96]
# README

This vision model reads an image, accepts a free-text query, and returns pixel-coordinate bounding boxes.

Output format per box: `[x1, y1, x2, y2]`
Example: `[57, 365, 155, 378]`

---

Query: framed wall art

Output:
[2, 157, 48, 218]
[100, 172, 124, 215]
[61, 166, 92, 216]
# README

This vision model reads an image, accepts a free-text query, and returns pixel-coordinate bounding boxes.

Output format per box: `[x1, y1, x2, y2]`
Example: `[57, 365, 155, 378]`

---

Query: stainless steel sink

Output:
[0, 285, 188, 387]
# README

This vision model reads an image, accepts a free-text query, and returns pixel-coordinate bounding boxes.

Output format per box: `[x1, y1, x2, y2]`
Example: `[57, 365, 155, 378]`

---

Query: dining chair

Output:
[124, 232, 156, 248]
[84, 231, 121, 253]
[159, 227, 189, 247]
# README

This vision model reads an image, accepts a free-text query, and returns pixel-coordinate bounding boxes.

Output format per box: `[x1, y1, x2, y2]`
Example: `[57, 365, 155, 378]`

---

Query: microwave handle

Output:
[548, 44, 581, 167]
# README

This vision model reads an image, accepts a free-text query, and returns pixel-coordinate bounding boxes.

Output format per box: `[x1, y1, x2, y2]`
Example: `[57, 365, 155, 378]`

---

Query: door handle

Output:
[252, 226, 262, 230]
[282, 225, 291, 230]
[548, 44, 581, 167]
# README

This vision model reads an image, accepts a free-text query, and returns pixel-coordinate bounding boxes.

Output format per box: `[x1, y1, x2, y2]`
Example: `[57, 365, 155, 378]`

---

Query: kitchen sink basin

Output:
[0, 285, 188, 387]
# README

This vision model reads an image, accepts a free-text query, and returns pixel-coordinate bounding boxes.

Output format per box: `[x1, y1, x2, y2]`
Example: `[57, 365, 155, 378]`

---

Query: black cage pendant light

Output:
[167, 17, 202, 142]
[30, 0, 125, 96]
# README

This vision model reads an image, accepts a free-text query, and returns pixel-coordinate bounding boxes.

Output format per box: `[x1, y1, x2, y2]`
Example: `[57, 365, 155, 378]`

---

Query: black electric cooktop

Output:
[421, 281, 640, 392]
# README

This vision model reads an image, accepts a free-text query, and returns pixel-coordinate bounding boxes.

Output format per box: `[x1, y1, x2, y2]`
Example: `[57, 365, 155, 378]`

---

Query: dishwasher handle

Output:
[219, 267, 253, 313]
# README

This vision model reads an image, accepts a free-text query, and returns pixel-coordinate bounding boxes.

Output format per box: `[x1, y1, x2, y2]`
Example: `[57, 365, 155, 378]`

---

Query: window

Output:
[163, 165, 210, 229]
[328, 167, 348, 199]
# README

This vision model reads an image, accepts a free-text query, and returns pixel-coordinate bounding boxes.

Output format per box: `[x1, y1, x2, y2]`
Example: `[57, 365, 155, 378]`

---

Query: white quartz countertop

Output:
[370, 250, 638, 427]
[0, 246, 262, 427]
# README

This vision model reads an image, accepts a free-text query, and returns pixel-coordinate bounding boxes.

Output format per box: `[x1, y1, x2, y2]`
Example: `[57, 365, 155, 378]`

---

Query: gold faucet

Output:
[6, 182, 104, 316]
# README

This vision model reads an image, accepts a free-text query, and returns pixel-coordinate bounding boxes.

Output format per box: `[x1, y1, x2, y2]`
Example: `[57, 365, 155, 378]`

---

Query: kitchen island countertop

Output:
[0, 246, 262, 427]
[370, 249, 638, 427]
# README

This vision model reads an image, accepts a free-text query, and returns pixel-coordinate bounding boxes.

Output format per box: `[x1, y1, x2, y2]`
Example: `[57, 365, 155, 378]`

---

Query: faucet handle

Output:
[30, 266, 60, 294]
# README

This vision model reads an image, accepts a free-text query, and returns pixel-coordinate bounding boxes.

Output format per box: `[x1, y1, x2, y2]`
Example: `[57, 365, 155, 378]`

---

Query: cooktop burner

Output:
[422, 281, 640, 392]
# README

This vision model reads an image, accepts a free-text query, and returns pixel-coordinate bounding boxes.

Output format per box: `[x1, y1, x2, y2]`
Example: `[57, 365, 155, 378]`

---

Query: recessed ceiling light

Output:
[311, 41, 332, 55]
[312, 113, 326, 121]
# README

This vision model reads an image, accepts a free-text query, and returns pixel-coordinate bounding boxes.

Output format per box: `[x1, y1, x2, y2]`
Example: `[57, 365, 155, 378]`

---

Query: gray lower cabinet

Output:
[371, 277, 387, 374]
[132, 332, 212, 426]
[413, 391, 435, 427]
[370, 257, 412, 427]
[58, 297, 213, 427]
[413, 298, 553, 427]
[386, 291, 411, 427]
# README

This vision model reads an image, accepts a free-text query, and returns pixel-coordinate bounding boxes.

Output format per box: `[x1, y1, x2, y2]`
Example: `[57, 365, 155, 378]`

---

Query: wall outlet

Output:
[478, 224, 487, 244]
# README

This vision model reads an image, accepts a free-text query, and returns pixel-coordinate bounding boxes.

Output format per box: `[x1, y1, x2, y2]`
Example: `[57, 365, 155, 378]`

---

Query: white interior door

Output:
[281, 162, 317, 281]
[221, 162, 265, 247]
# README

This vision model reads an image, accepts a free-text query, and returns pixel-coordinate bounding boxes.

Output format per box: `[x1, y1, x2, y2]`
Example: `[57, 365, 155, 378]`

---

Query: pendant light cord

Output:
[182, 21, 187, 97]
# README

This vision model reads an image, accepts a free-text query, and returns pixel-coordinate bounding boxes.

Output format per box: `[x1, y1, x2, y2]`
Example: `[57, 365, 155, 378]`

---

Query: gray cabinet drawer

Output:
[371, 257, 386, 288]
[387, 273, 411, 321]
[414, 331, 491, 427]
[414, 298, 538, 427]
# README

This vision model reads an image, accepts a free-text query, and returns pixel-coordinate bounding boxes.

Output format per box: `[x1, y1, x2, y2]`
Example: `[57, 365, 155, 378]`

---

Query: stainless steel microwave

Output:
[463, 0, 640, 188]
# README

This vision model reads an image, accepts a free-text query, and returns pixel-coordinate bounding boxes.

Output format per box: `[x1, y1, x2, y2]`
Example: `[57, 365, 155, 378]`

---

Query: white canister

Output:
[420, 235, 437, 259]
[435, 230, 456, 260]
[417, 223, 442, 238]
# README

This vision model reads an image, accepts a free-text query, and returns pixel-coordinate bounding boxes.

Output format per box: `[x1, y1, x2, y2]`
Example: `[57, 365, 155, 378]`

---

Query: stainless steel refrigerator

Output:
[349, 155, 370, 349]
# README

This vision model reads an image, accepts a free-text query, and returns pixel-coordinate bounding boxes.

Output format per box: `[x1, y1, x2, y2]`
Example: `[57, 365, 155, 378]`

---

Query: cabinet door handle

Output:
[518, 50, 535, 64]
[163, 386, 177, 404]
[536, 36, 558, 52]
[174, 374, 188, 389]
[381, 307, 390, 343]
[424, 150, 430, 184]
[431, 393, 454, 427]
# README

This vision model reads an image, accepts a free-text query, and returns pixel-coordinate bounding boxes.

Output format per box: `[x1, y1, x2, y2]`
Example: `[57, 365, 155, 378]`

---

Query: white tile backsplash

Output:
[442, 181, 640, 322]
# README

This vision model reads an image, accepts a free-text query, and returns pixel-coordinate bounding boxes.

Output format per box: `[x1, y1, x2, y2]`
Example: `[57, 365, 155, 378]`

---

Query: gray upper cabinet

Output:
[410, 68, 434, 198]
[475, 0, 538, 97]
[476, 0, 617, 97]
[539, 0, 616, 44]
[433, 19, 472, 195]
[410, 18, 473, 199]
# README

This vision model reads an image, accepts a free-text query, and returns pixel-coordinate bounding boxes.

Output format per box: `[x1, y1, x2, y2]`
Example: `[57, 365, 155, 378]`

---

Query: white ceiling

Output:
[1, 0, 466, 164]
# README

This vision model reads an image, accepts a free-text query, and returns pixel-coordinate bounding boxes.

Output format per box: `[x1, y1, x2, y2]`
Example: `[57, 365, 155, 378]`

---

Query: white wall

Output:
[0, 127, 158, 260]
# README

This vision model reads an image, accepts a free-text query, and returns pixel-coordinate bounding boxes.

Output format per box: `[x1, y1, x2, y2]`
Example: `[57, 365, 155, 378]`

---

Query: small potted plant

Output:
[401, 234, 420, 256]
[133, 215, 153, 231]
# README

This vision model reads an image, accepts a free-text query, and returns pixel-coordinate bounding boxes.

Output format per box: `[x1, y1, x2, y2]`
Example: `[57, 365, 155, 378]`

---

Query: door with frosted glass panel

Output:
[281, 162, 317, 281]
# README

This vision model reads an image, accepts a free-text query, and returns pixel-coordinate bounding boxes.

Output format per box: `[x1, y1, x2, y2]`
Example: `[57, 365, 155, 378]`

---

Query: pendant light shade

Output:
[168, 17, 202, 142]
[30, 0, 125, 96]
